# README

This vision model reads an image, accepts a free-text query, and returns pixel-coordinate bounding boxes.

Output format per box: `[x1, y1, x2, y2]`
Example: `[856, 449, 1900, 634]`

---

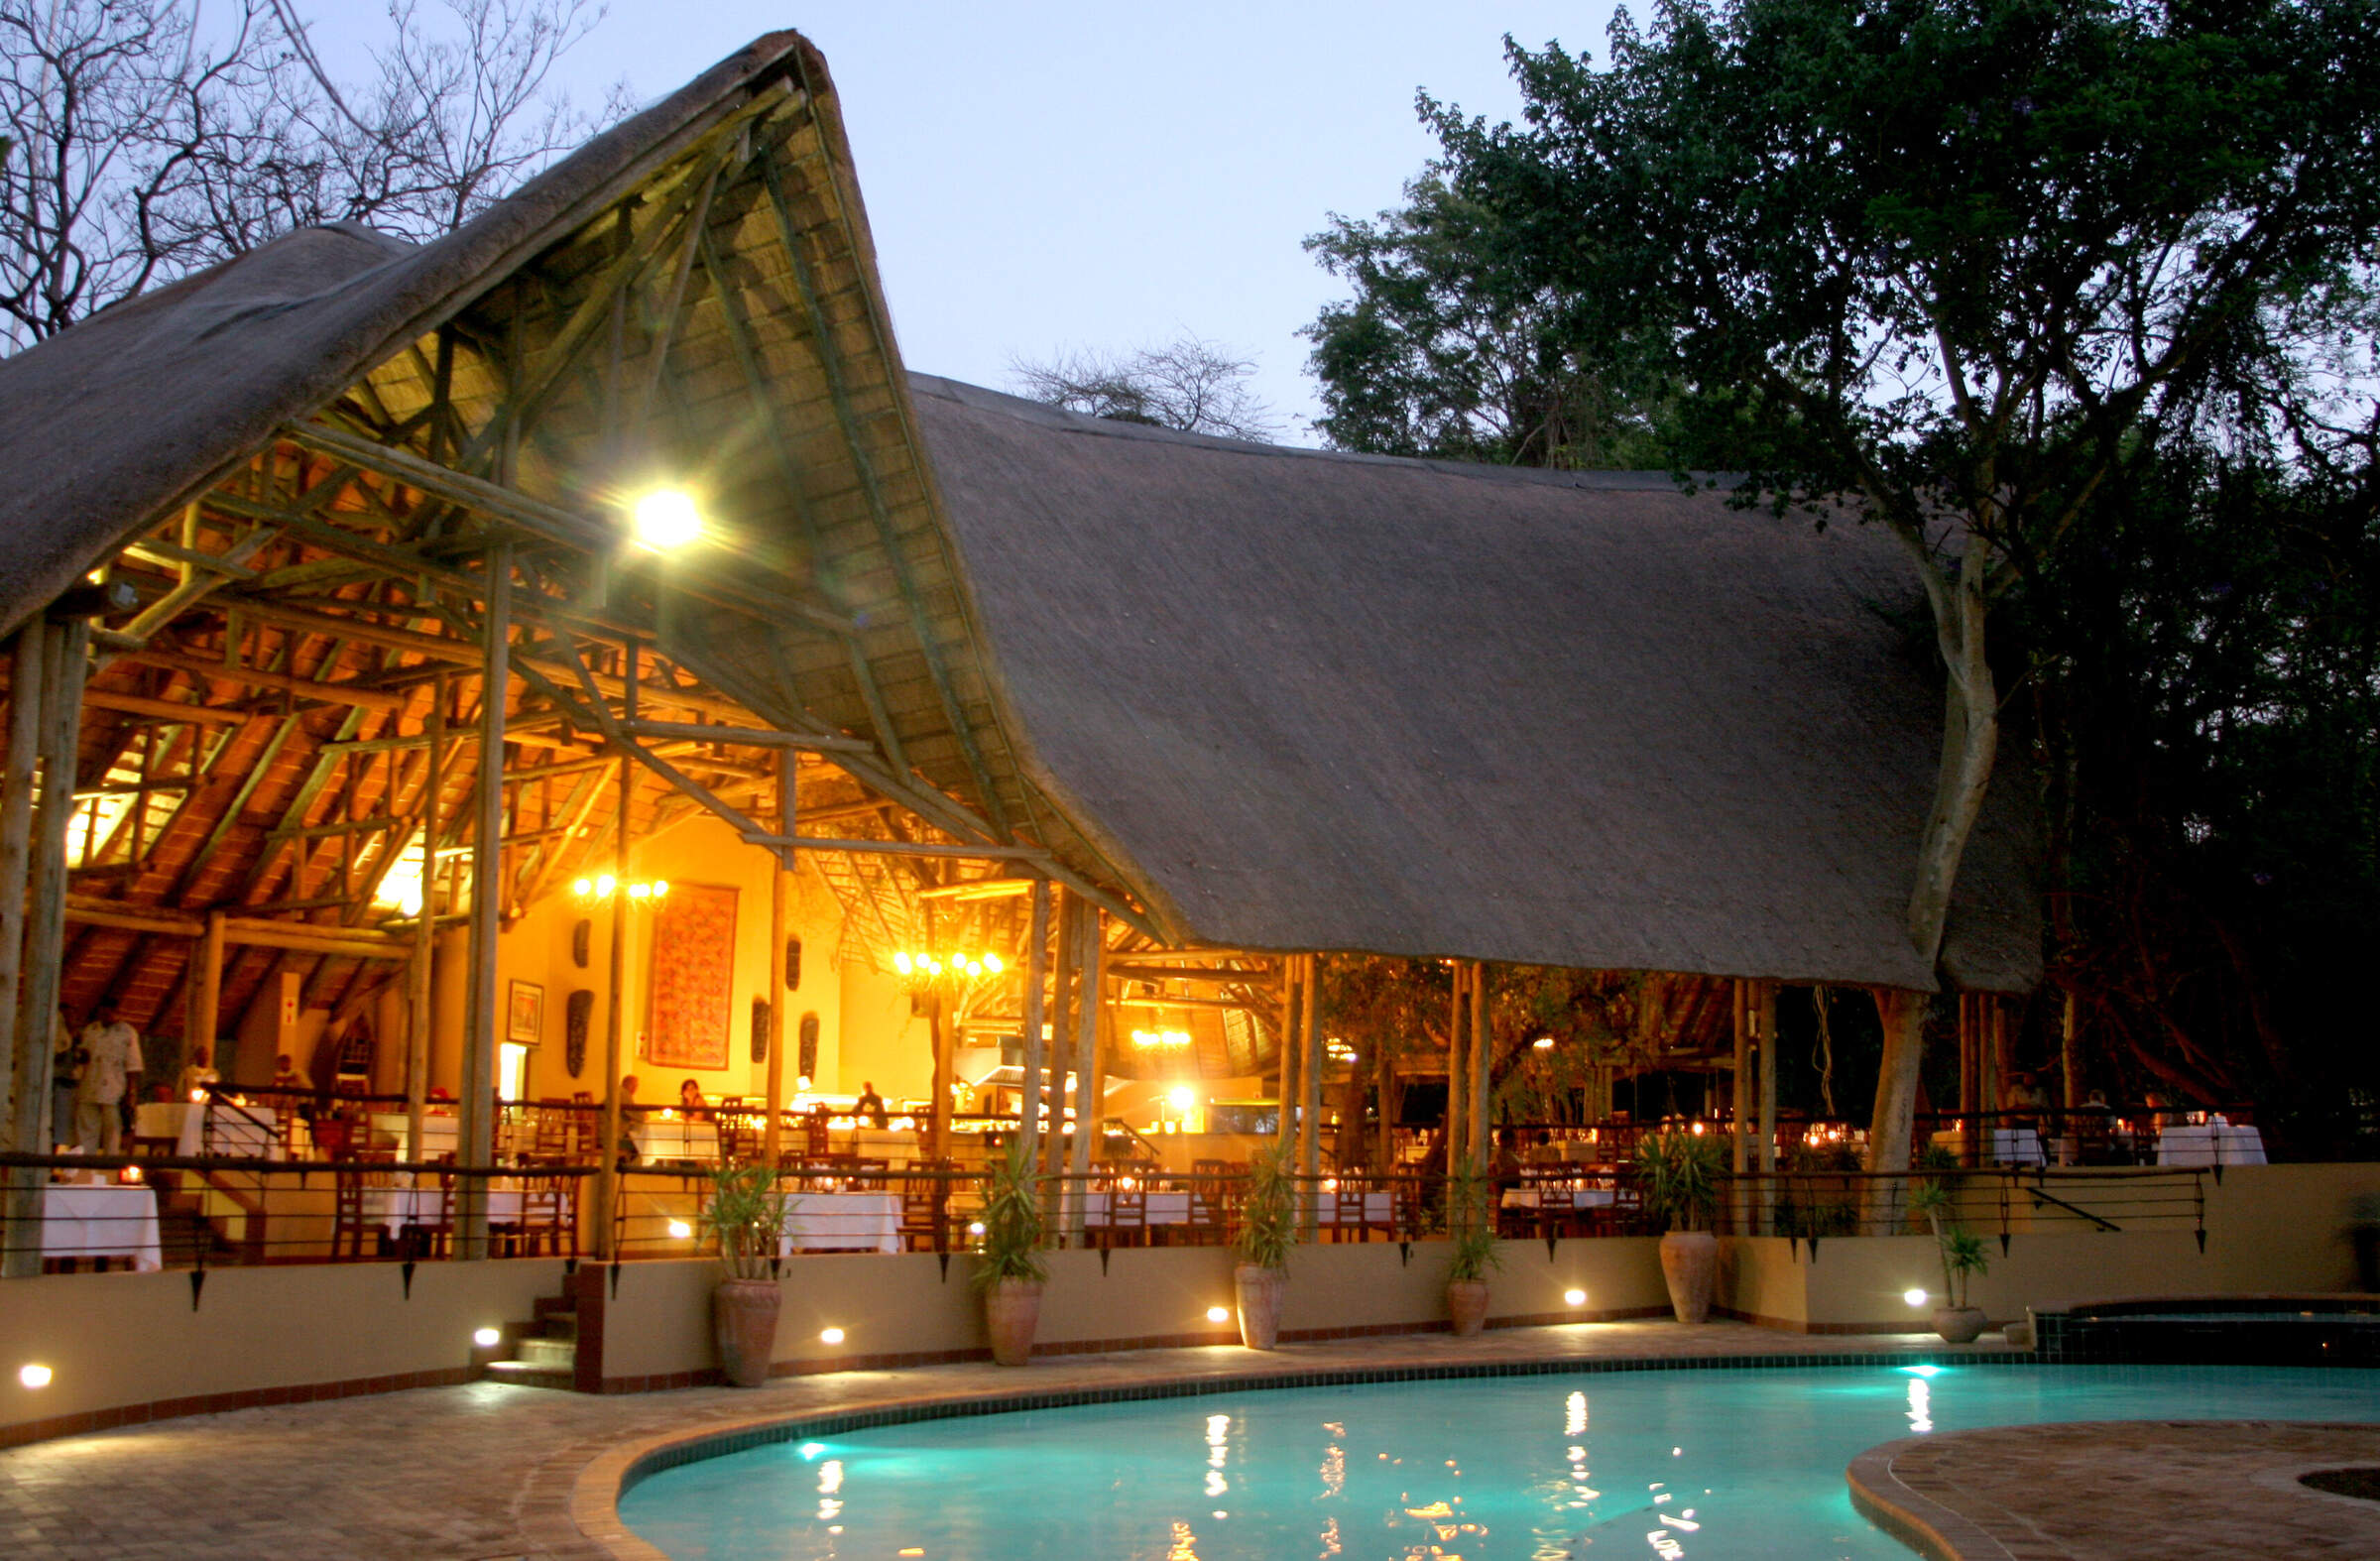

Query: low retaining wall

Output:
[0, 1258, 566, 1446]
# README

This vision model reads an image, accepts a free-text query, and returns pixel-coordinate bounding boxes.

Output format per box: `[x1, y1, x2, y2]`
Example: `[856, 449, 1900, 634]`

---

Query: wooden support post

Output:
[1466, 961, 1488, 1179]
[6, 620, 84, 1276]
[1301, 952, 1324, 1234]
[1958, 992, 1980, 1167]
[457, 544, 511, 1260]
[1064, 906, 1103, 1240]
[1445, 963, 1468, 1179]
[1041, 890, 1078, 1231]
[1275, 960, 1299, 1150]
[762, 752, 791, 1166]
[1756, 980, 1779, 1234]
[2059, 988, 2081, 1161]
[1017, 880, 1050, 1169]
[407, 676, 442, 1167]
[0, 623, 44, 1144]
[1373, 1032, 1394, 1175]
[594, 753, 631, 1261]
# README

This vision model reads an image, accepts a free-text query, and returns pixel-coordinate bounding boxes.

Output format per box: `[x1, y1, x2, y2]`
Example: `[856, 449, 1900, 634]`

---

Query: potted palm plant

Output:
[1444, 1171, 1501, 1337]
[1638, 1127, 1727, 1323]
[1233, 1141, 1297, 1349]
[1909, 1178, 1990, 1342]
[973, 1138, 1047, 1366]
[699, 1163, 787, 1387]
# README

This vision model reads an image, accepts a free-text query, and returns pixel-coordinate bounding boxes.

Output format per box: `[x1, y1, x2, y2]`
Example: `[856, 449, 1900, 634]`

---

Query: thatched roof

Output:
[910, 377, 2040, 994]
[0, 27, 2036, 1036]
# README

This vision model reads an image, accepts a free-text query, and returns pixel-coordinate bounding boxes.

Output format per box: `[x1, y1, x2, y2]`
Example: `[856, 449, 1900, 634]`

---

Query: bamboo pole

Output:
[1445, 962, 1467, 1180]
[1756, 980, 1778, 1234]
[406, 675, 442, 1165]
[1041, 889, 1078, 1230]
[456, 543, 511, 1260]
[1274, 958, 1299, 1150]
[762, 752, 791, 1166]
[1301, 952, 1323, 1235]
[6, 620, 84, 1276]
[1467, 961, 1489, 1178]
[1064, 905, 1103, 1240]
[0, 623, 44, 1143]
[1017, 880, 1050, 1169]
[594, 753, 631, 1261]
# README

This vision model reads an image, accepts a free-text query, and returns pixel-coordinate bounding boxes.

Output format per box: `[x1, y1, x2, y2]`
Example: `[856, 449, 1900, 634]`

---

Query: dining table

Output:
[778, 1192, 904, 1254]
[2156, 1122, 2268, 1166]
[364, 1179, 527, 1239]
[632, 1117, 721, 1163]
[41, 1182, 163, 1271]
[134, 1101, 281, 1158]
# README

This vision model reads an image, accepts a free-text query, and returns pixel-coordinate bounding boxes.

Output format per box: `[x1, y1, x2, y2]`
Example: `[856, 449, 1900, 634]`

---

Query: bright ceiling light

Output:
[1168, 1086, 1197, 1111]
[630, 488, 703, 550]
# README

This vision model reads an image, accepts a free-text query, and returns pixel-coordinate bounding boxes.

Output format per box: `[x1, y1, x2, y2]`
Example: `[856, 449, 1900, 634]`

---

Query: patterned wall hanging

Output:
[564, 989, 594, 1078]
[646, 882, 738, 1069]
[798, 1012, 820, 1082]
[750, 997, 770, 1064]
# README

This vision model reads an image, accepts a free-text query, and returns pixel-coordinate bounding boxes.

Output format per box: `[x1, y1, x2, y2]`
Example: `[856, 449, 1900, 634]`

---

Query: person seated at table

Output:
[855, 1080, 889, 1131]
[614, 1075, 645, 1169]
[177, 1046, 220, 1100]
[2005, 1070, 2050, 1134]
[269, 1053, 304, 1091]
[678, 1078, 707, 1114]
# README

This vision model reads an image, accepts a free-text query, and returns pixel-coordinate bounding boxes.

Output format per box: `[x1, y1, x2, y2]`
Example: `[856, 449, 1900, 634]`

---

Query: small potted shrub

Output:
[973, 1138, 1047, 1366]
[1638, 1127, 1727, 1324]
[699, 1163, 787, 1387]
[1444, 1172, 1501, 1337]
[1909, 1179, 1990, 1342]
[1232, 1141, 1297, 1349]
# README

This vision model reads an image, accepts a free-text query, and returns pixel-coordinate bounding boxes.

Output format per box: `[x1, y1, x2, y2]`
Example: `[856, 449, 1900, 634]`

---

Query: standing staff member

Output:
[74, 1002, 143, 1154]
[49, 1007, 80, 1151]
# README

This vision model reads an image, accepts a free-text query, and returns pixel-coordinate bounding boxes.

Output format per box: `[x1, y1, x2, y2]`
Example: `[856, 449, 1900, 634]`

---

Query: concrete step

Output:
[483, 1359, 571, 1390]
[515, 1336, 577, 1371]
[534, 1293, 577, 1323]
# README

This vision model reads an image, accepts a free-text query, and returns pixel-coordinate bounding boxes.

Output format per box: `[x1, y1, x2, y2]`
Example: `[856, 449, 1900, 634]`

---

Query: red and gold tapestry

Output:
[646, 883, 737, 1070]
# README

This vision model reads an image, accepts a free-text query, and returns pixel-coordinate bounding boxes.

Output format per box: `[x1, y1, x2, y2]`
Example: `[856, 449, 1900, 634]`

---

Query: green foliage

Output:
[699, 1163, 786, 1282]
[1234, 1141, 1299, 1270]
[970, 1138, 1047, 1291]
[1445, 1172, 1503, 1283]
[1911, 1177, 1989, 1307]
[1775, 1141, 1861, 1239]
[1637, 1128, 1728, 1233]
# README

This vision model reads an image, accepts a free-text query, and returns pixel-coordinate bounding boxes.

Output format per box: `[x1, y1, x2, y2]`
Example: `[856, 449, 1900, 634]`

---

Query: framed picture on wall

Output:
[507, 979, 545, 1044]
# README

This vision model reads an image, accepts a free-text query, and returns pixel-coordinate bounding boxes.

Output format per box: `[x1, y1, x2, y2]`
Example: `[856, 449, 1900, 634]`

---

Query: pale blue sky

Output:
[306, 3, 1618, 441]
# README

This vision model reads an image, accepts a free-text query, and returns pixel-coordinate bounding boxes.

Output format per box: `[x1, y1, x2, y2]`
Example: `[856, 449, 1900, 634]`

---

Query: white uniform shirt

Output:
[75, 1021, 143, 1104]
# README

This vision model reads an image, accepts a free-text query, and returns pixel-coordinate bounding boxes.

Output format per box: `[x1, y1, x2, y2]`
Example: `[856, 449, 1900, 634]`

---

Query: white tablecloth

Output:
[368, 1113, 460, 1161]
[633, 1118, 719, 1162]
[1313, 1190, 1393, 1227]
[1083, 1190, 1194, 1228]
[42, 1184, 162, 1270]
[779, 1192, 902, 1254]
[1501, 1186, 1617, 1211]
[364, 1183, 527, 1237]
[2158, 1123, 2268, 1166]
[134, 1102, 279, 1157]
[1931, 1127, 2047, 1166]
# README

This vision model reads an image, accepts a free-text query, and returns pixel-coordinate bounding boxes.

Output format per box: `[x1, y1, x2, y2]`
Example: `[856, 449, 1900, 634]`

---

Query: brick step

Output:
[483, 1359, 572, 1390]
[533, 1293, 577, 1323]
[514, 1336, 576, 1371]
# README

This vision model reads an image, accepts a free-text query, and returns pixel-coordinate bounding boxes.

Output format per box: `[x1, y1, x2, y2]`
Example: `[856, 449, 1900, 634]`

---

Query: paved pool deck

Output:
[0, 1320, 2367, 1559]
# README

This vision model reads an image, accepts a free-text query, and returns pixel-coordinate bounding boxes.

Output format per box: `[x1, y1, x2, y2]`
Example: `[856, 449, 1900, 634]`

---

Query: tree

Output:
[1010, 334, 1281, 442]
[0, 0, 615, 350]
[1350, 0, 2380, 1185]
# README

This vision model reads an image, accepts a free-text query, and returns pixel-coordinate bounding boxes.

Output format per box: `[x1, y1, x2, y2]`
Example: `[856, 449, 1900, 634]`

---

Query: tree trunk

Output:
[1868, 549, 1999, 1189]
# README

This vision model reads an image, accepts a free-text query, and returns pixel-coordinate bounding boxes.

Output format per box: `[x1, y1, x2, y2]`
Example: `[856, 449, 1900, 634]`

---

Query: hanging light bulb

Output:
[894, 952, 913, 975]
[984, 953, 1004, 974]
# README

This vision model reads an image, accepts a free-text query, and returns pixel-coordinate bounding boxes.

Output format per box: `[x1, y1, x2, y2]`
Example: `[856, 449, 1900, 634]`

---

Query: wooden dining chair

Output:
[1329, 1175, 1375, 1243]
[1096, 1167, 1147, 1249]
[899, 1158, 953, 1253]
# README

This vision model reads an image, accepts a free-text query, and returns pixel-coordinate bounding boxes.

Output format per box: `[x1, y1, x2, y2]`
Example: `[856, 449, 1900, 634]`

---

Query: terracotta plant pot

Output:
[1659, 1229, 1719, 1324]
[985, 1277, 1044, 1367]
[1235, 1262, 1286, 1350]
[1447, 1278, 1490, 1338]
[1933, 1304, 1989, 1344]
[712, 1277, 780, 1388]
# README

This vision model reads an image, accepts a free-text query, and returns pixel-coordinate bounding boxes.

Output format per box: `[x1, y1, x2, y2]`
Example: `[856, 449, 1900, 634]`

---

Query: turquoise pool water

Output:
[621, 1364, 2379, 1560]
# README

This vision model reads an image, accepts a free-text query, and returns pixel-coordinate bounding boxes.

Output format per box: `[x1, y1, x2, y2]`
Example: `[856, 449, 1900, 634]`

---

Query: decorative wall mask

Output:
[751, 997, 770, 1064]
[565, 990, 594, 1078]
[784, 936, 801, 991]
[571, 919, 591, 969]
[798, 1012, 820, 1081]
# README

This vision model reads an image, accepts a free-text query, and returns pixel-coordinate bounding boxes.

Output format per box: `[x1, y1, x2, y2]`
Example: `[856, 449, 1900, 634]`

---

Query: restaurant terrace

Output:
[0, 33, 2336, 1450]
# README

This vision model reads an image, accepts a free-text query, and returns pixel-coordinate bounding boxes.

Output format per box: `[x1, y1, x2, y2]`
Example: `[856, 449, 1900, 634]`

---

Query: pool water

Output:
[620, 1363, 2380, 1560]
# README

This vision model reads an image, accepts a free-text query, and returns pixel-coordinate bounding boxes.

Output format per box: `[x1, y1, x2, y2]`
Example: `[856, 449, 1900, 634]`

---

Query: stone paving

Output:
[1849, 1419, 2380, 1560]
[0, 1321, 1981, 1559]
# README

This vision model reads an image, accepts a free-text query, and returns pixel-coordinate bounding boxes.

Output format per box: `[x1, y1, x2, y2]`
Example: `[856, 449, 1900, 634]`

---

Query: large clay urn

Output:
[1447, 1279, 1491, 1338]
[1933, 1304, 1989, 1344]
[1659, 1230, 1719, 1324]
[1235, 1262, 1286, 1350]
[713, 1278, 780, 1388]
[985, 1277, 1044, 1367]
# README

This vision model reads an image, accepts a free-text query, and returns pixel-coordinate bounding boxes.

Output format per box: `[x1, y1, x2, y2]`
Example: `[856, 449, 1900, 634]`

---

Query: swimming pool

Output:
[620, 1363, 2380, 1560]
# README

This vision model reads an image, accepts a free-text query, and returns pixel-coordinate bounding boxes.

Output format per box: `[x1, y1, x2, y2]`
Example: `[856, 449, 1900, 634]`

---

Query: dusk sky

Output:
[311, 3, 1620, 442]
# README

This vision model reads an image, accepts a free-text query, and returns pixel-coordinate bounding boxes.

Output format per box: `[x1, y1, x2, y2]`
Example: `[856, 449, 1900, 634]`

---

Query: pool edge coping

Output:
[566, 1344, 2040, 1561]
[1846, 1435, 2018, 1561]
